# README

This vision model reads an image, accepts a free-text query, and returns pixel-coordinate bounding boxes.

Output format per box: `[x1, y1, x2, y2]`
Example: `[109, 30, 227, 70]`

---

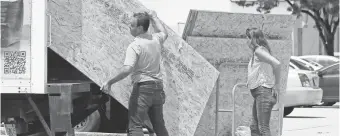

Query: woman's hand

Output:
[272, 85, 280, 104]
[273, 85, 279, 96]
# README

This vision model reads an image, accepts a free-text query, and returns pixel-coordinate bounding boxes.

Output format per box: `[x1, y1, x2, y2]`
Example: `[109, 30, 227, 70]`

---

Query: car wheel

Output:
[74, 110, 101, 132]
[284, 107, 294, 116]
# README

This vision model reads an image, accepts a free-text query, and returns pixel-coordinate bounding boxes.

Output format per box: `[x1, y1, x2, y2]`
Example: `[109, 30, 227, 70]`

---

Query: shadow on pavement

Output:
[312, 105, 340, 109]
[284, 116, 326, 119]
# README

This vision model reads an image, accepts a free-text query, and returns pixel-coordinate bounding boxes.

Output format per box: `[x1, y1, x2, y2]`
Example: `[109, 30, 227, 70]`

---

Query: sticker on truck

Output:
[1, 0, 32, 93]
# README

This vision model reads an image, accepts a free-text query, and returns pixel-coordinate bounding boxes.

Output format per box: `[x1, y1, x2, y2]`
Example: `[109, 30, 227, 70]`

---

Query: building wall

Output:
[301, 28, 320, 55]
[282, 8, 339, 56]
[297, 20, 339, 55]
[228, 2, 340, 56]
[175, 2, 339, 56]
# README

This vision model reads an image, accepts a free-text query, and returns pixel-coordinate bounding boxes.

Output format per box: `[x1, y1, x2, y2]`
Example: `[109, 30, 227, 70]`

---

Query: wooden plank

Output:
[47, 0, 220, 135]
[48, 86, 74, 136]
[182, 10, 199, 42]
[182, 10, 296, 40]
[47, 83, 91, 94]
[27, 95, 53, 136]
[185, 36, 292, 136]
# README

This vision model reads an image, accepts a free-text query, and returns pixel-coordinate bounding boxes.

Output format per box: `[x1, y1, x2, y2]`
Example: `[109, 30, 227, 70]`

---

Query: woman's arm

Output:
[254, 47, 281, 86]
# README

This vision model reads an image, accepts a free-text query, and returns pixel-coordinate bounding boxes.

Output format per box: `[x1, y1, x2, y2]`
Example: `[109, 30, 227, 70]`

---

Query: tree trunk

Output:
[323, 36, 335, 56]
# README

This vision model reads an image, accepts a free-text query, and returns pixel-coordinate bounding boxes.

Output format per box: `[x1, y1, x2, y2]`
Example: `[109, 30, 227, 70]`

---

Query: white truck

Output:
[1, 0, 128, 135]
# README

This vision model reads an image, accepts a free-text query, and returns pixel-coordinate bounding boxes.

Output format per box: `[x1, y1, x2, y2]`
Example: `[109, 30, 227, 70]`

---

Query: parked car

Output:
[290, 56, 323, 71]
[298, 59, 324, 68]
[289, 62, 320, 87]
[299, 55, 339, 67]
[283, 67, 323, 116]
[316, 63, 339, 106]
[334, 52, 339, 58]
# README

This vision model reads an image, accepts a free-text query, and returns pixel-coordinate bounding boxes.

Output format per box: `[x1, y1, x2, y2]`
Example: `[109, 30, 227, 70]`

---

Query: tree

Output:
[234, 0, 339, 56]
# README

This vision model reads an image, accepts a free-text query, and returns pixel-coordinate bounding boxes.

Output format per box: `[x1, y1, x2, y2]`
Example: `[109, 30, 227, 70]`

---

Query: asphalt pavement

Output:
[282, 103, 340, 136]
[27, 103, 340, 136]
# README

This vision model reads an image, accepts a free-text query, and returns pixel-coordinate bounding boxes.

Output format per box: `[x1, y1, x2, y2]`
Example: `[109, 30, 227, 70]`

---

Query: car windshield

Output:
[301, 58, 323, 67]
[290, 59, 312, 70]
[318, 59, 339, 67]
[320, 63, 340, 73]
[302, 56, 339, 67]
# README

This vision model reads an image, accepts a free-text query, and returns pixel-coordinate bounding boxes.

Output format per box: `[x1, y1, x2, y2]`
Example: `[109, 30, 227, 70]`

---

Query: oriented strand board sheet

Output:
[47, 0, 219, 135]
[182, 10, 296, 40]
[186, 37, 292, 136]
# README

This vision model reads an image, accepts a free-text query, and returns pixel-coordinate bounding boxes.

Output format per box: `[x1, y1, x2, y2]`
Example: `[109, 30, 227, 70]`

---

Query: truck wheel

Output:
[74, 110, 101, 132]
[284, 107, 294, 116]
[10, 117, 28, 134]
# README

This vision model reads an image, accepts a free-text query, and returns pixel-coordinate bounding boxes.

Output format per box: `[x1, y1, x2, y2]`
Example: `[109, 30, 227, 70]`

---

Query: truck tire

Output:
[74, 110, 101, 132]
[12, 117, 28, 134]
[284, 107, 294, 116]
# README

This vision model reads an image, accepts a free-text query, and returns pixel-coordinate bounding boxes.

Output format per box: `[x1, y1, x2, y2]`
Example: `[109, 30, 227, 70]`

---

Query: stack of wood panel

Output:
[183, 10, 295, 136]
[47, 0, 219, 136]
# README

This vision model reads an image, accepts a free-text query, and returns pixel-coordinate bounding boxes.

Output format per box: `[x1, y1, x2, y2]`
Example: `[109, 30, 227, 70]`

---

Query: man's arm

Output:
[101, 44, 138, 91]
[151, 17, 168, 38]
[148, 11, 168, 40]
[106, 65, 133, 85]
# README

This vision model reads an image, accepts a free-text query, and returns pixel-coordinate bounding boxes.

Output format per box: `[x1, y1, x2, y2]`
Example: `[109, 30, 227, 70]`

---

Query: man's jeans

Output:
[128, 81, 169, 136]
[250, 86, 277, 136]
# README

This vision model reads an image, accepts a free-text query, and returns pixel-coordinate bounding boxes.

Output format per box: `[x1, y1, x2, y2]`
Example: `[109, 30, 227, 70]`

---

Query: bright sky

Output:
[139, 0, 293, 34]
[18, 0, 294, 32]
[139, 0, 231, 26]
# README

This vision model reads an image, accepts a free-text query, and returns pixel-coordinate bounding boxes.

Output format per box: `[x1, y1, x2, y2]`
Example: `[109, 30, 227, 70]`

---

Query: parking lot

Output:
[282, 103, 339, 136]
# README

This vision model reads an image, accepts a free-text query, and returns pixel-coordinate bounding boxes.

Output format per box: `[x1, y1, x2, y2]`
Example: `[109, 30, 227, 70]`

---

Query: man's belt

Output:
[137, 81, 162, 86]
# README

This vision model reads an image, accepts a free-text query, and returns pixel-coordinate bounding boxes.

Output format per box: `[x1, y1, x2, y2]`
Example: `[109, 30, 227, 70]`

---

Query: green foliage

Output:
[234, 0, 339, 56]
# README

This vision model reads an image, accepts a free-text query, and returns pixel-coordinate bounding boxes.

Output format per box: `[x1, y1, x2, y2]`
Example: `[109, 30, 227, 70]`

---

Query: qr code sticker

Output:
[3, 51, 26, 74]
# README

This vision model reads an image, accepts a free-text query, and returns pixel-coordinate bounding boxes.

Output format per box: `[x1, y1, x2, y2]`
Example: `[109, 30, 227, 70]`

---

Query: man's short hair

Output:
[133, 12, 150, 32]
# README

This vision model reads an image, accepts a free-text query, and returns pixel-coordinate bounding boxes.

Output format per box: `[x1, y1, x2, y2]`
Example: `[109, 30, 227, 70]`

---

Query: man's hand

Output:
[145, 10, 168, 38]
[101, 81, 111, 92]
[147, 10, 157, 19]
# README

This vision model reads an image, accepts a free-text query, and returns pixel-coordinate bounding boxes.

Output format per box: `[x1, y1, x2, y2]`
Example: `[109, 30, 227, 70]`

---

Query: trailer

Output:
[1, 0, 221, 136]
[1, 0, 131, 135]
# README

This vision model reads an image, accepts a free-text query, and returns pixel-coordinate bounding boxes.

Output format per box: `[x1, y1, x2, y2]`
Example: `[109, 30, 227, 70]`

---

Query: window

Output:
[318, 59, 338, 67]
[301, 58, 322, 67]
[324, 64, 340, 75]
[290, 59, 311, 70]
